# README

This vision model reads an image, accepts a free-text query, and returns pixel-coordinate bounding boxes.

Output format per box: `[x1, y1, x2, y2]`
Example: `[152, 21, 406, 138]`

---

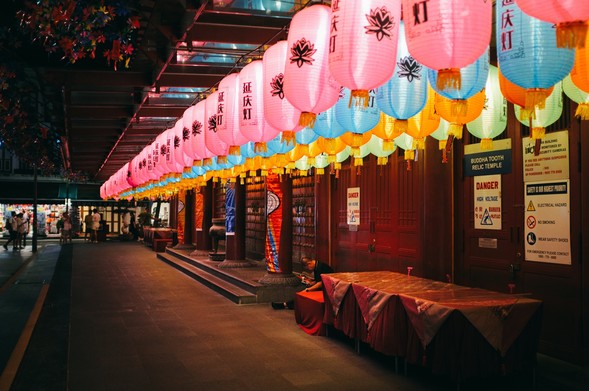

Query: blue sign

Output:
[464, 149, 512, 177]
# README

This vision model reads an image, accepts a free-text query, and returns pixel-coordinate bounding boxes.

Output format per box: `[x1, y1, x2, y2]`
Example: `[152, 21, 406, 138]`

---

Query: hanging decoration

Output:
[466, 65, 508, 150]
[263, 41, 302, 145]
[406, 87, 441, 150]
[563, 75, 589, 120]
[328, 0, 401, 106]
[265, 172, 283, 273]
[514, 0, 589, 49]
[363, 134, 396, 166]
[284, 4, 340, 128]
[394, 132, 416, 170]
[434, 89, 486, 150]
[498, 67, 554, 121]
[370, 113, 400, 151]
[217, 73, 248, 155]
[402, 0, 492, 90]
[496, 0, 575, 117]
[570, 30, 589, 96]
[205, 91, 230, 164]
[515, 82, 564, 143]
[376, 21, 429, 135]
[335, 87, 380, 134]
[238, 60, 281, 153]
[313, 98, 347, 155]
[429, 49, 489, 102]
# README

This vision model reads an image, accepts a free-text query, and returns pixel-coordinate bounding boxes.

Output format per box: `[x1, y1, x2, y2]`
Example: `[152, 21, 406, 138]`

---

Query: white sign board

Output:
[524, 180, 571, 265]
[347, 187, 360, 225]
[522, 130, 569, 182]
[474, 175, 502, 230]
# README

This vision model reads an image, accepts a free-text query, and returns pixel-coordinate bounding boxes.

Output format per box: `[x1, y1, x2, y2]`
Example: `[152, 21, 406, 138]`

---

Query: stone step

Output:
[156, 252, 258, 305]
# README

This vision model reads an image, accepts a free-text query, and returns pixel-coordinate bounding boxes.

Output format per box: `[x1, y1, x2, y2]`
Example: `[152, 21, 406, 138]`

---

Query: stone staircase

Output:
[156, 247, 301, 305]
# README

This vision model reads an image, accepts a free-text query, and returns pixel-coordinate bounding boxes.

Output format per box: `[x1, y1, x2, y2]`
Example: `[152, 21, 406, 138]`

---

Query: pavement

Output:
[0, 239, 587, 391]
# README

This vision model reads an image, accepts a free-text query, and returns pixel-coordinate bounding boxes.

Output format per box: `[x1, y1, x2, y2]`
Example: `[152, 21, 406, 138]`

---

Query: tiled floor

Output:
[1, 241, 588, 390]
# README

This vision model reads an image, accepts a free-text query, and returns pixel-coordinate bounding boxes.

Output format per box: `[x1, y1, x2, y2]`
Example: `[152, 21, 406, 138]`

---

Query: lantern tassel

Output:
[414, 138, 425, 150]
[316, 168, 324, 175]
[438, 140, 447, 151]
[450, 99, 468, 117]
[575, 102, 589, 120]
[254, 142, 268, 153]
[556, 21, 588, 49]
[297, 143, 309, 157]
[377, 156, 388, 165]
[281, 131, 296, 145]
[349, 90, 370, 108]
[299, 112, 317, 128]
[448, 123, 464, 139]
[229, 145, 241, 156]
[480, 138, 493, 151]
[352, 133, 363, 147]
[437, 68, 462, 91]
[217, 156, 228, 165]
[327, 154, 336, 163]
[193, 159, 203, 167]
[351, 146, 360, 157]
[404, 149, 415, 161]
[203, 158, 213, 167]
[324, 138, 336, 154]
[394, 119, 408, 134]
[354, 157, 363, 166]
[531, 127, 546, 140]
[382, 140, 395, 151]
[519, 106, 535, 122]
[525, 88, 549, 111]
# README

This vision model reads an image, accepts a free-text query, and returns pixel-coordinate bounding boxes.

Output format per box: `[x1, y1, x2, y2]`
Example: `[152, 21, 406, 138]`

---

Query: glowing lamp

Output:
[217, 73, 248, 155]
[563, 75, 589, 120]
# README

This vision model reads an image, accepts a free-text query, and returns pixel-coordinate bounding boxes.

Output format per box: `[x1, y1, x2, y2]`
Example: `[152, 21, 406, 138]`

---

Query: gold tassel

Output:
[298, 112, 317, 128]
[414, 138, 425, 150]
[325, 138, 336, 153]
[299, 169, 308, 176]
[377, 156, 388, 165]
[316, 168, 324, 175]
[183, 167, 191, 174]
[273, 167, 284, 175]
[525, 88, 549, 111]
[261, 169, 268, 177]
[480, 138, 493, 151]
[575, 102, 589, 120]
[203, 158, 213, 167]
[438, 140, 447, 151]
[281, 131, 296, 145]
[404, 150, 415, 161]
[437, 68, 462, 91]
[556, 21, 588, 49]
[382, 140, 395, 151]
[353, 133, 363, 147]
[334, 162, 342, 170]
[229, 145, 241, 156]
[349, 90, 370, 108]
[519, 107, 535, 122]
[351, 146, 360, 157]
[217, 156, 228, 165]
[327, 154, 336, 163]
[531, 127, 546, 140]
[394, 119, 408, 134]
[448, 123, 464, 139]
[307, 157, 315, 166]
[354, 157, 363, 166]
[194, 159, 203, 167]
[297, 143, 309, 157]
[450, 99, 468, 117]
[254, 142, 267, 153]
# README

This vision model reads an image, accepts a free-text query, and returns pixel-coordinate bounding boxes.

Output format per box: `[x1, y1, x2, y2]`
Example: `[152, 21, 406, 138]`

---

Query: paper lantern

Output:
[429, 48, 489, 100]
[430, 118, 452, 150]
[328, 0, 401, 105]
[166, 126, 185, 175]
[371, 113, 401, 151]
[205, 91, 230, 163]
[498, 67, 554, 121]
[363, 134, 396, 166]
[376, 21, 429, 133]
[515, 82, 563, 140]
[394, 132, 416, 168]
[238, 60, 281, 152]
[434, 89, 486, 140]
[563, 75, 589, 120]
[171, 119, 191, 170]
[181, 106, 195, 162]
[515, 0, 589, 48]
[217, 73, 248, 155]
[340, 130, 373, 158]
[263, 40, 302, 145]
[571, 31, 589, 93]
[316, 136, 348, 162]
[191, 100, 212, 163]
[154, 132, 172, 177]
[294, 126, 320, 158]
[336, 87, 380, 134]
[406, 88, 441, 149]
[496, 1, 575, 111]
[284, 4, 341, 127]
[313, 95, 347, 154]
[466, 65, 508, 150]
[402, 0, 492, 90]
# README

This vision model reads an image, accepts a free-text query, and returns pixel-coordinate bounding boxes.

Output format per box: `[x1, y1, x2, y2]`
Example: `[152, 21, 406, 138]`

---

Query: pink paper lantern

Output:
[181, 105, 195, 162]
[217, 73, 248, 155]
[190, 100, 212, 162]
[515, 0, 589, 49]
[284, 4, 341, 128]
[238, 60, 281, 152]
[205, 91, 230, 161]
[402, 0, 492, 90]
[162, 128, 182, 174]
[155, 132, 172, 176]
[263, 40, 302, 145]
[329, 0, 401, 105]
[173, 119, 193, 169]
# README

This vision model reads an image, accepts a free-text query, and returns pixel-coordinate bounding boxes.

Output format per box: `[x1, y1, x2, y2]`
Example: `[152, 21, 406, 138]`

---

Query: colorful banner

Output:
[265, 173, 282, 273]
[194, 188, 204, 230]
[177, 190, 186, 243]
[225, 182, 235, 233]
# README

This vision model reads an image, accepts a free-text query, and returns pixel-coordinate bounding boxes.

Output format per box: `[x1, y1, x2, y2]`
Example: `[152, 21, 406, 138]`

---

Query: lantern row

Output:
[101, 0, 589, 199]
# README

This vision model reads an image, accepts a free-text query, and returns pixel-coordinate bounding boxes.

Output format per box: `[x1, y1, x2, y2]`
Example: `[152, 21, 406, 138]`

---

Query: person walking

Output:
[3, 211, 17, 250]
[84, 212, 94, 242]
[91, 209, 101, 243]
[21, 209, 30, 247]
[15, 213, 25, 250]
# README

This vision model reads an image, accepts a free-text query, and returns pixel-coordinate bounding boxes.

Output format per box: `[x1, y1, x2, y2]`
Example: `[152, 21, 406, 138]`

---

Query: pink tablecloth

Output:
[294, 291, 326, 336]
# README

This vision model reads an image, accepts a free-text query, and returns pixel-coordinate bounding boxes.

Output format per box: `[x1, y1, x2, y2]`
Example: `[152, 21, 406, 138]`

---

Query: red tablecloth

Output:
[322, 272, 543, 380]
[294, 291, 326, 336]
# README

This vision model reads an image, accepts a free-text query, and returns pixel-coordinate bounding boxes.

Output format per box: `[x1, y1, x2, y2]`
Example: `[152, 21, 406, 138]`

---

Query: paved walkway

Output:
[0, 241, 587, 390]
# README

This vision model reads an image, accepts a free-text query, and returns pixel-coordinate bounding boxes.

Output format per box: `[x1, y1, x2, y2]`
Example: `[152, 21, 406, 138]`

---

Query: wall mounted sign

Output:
[347, 187, 360, 226]
[474, 174, 502, 230]
[522, 130, 569, 182]
[464, 139, 512, 177]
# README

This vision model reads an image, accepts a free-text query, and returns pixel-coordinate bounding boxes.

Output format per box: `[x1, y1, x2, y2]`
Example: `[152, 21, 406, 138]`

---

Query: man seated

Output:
[299, 256, 334, 292]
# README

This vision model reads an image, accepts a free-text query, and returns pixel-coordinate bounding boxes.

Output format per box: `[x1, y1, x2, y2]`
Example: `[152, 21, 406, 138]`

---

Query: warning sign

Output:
[522, 130, 569, 182]
[474, 174, 501, 230]
[524, 180, 571, 265]
[347, 187, 360, 226]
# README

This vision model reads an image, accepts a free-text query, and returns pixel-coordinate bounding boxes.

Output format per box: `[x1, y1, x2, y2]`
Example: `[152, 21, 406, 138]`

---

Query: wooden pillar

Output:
[196, 181, 213, 251]
[176, 189, 195, 249]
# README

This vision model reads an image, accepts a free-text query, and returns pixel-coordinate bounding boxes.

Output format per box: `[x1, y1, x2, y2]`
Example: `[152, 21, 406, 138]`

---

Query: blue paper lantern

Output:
[335, 87, 380, 134]
[429, 49, 489, 101]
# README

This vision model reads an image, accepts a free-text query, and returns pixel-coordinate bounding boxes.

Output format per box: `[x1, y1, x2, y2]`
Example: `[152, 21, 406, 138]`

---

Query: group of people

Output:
[3, 210, 30, 251]
[83, 209, 102, 243]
